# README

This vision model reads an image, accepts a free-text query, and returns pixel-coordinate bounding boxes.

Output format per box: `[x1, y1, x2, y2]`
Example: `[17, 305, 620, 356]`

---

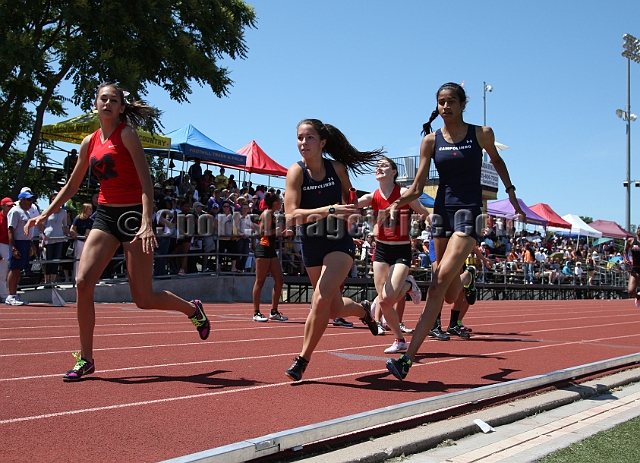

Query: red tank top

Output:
[371, 185, 411, 242]
[88, 122, 143, 204]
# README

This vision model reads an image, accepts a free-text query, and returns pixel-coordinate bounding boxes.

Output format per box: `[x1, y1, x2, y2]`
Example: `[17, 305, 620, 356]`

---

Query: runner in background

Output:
[356, 156, 430, 353]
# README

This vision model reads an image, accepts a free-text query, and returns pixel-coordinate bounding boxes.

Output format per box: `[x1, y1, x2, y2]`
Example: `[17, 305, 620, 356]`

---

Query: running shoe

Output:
[5, 295, 27, 306]
[428, 326, 450, 341]
[457, 320, 473, 332]
[399, 322, 414, 334]
[332, 318, 354, 328]
[463, 266, 477, 305]
[359, 300, 378, 336]
[285, 356, 308, 381]
[386, 354, 412, 380]
[253, 313, 269, 322]
[384, 338, 408, 354]
[62, 352, 95, 382]
[406, 274, 422, 304]
[269, 311, 288, 322]
[189, 300, 210, 340]
[376, 321, 386, 336]
[447, 325, 471, 339]
[635, 299, 640, 308]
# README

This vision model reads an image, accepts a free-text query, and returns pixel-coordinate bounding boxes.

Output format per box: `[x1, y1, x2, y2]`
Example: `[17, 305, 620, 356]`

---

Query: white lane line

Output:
[2, 332, 639, 384]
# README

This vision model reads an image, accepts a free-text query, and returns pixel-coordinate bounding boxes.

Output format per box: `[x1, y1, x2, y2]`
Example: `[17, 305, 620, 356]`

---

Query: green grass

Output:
[537, 415, 640, 463]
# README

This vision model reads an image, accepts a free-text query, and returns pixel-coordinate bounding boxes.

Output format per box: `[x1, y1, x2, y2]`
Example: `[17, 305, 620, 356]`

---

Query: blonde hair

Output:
[79, 203, 93, 220]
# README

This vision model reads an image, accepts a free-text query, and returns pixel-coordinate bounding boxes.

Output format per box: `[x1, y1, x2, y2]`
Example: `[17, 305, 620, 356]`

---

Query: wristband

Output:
[505, 185, 516, 194]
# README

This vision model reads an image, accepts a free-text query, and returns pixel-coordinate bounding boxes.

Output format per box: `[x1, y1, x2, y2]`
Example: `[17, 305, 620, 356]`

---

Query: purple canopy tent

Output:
[486, 198, 548, 226]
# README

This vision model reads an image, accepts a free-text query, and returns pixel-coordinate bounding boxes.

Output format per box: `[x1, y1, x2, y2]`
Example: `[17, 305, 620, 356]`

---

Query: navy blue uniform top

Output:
[433, 124, 483, 208]
[297, 159, 345, 238]
[630, 237, 640, 268]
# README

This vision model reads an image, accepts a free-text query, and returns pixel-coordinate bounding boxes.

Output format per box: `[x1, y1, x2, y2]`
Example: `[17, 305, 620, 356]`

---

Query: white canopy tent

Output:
[548, 214, 602, 239]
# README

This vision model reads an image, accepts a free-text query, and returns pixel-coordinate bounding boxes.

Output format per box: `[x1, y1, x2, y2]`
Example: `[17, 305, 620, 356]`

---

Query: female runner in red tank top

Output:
[356, 157, 431, 354]
[27, 83, 210, 382]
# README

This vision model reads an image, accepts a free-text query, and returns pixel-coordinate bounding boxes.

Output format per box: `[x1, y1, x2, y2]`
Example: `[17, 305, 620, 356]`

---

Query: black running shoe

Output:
[447, 325, 471, 339]
[189, 300, 210, 340]
[386, 354, 412, 380]
[63, 352, 95, 382]
[457, 320, 473, 333]
[359, 300, 378, 336]
[285, 356, 309, 381]
[464, 266, 477, 305]
[428, 326, 450, 341]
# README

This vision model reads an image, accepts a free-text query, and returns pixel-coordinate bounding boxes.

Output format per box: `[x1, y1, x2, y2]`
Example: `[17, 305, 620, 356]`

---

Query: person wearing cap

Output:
[0, 197, 15, 301]
[6, 191, 38, 305]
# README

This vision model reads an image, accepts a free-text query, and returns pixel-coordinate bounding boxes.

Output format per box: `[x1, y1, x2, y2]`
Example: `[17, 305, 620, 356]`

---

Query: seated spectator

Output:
[574, 261, 584, 284]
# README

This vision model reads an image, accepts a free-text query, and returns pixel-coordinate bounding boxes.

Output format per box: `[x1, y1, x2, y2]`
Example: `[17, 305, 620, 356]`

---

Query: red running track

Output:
[1, 299, 640, 462]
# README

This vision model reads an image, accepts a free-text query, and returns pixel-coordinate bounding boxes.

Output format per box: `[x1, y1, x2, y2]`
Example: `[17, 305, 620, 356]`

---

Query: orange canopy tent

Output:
[529, 203, 572, 229]
[236, 140, 288, 177]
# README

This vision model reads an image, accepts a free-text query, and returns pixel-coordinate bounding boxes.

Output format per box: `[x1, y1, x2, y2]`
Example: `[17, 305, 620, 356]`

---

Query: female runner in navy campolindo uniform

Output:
[283, 119, 382, 381]
[385, 83, 523, 380]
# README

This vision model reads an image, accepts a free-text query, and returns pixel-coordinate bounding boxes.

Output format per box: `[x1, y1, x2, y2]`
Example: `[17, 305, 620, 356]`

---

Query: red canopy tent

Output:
[236, 140, 288, 176]
[589, 220, 632, 239]
[529, 203, 571, 229]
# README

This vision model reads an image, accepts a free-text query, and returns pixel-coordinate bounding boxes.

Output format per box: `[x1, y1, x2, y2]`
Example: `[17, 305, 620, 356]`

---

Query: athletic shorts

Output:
[254, 243, 278, 259]
[431, 206, 481, 241]
[92, 204, 143, 243]
[374, 241, 411, 267]
[300, 235, 355, 268]
[9, 240, 31, 271]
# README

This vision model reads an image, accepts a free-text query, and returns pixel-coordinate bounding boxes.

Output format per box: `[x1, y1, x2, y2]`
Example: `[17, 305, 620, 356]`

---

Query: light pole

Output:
[621, 34, 640, 231]
[483, 82, 492, 161]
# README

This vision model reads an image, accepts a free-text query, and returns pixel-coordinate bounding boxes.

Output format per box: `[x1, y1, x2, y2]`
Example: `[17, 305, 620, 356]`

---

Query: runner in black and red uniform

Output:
[27, 83, 210, 382]
[624, 228, 640, 307]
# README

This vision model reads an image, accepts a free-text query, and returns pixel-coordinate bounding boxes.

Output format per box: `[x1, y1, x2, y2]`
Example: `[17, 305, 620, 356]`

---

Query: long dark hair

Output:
[298, 119, 384, 175]
[421, 82, 467, 136]
[95, 83, 160, 129]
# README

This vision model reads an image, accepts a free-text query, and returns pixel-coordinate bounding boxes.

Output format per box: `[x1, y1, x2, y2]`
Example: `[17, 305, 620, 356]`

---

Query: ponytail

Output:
[95, 82, 160, 129]
[421, 82, 468, 136]
[298, 119, 384, 175]
[421, 108, 440, 136]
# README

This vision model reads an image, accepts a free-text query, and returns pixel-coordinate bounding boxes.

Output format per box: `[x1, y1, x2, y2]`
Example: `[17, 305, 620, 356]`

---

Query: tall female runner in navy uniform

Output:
[385, 83, 523, 380]
[27, 83, 210, 382]
[284, 119, 382, 381]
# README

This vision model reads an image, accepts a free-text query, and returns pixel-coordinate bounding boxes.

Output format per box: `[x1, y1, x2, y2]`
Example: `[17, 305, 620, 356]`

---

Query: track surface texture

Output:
[1, 299, 639, 462]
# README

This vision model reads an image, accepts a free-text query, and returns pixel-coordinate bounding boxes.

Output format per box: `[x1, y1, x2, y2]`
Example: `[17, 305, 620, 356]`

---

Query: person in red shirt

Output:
[27, 83, 210, 382]
[0, 197, 14, 301]
[356, 157, 431, 353]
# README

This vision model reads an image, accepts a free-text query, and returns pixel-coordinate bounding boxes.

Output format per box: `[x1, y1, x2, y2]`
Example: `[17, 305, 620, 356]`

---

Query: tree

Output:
[1, 0, 256, 197]
[580, 216, 593, 224]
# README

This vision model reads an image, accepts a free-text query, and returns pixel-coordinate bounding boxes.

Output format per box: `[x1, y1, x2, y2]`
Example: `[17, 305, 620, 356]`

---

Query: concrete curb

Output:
[300, 367, 640, 463]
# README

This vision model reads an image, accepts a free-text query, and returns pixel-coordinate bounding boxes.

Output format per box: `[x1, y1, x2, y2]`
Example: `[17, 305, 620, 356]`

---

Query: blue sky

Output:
[42, 1, 640, 227]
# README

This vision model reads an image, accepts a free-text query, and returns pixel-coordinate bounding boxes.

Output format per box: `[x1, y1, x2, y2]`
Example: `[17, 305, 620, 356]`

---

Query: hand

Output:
[24, 215, 45, 235]
[332, 204, 358, 217]
[378, 202, 397, 223]
[130, 224, 158, 254]
[11, 247, 20, 259]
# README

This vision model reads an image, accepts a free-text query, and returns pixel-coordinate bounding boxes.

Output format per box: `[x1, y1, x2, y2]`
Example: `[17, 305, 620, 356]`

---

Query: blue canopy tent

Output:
[419, 192, 435, 208]
[146, 124, 246, 167]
